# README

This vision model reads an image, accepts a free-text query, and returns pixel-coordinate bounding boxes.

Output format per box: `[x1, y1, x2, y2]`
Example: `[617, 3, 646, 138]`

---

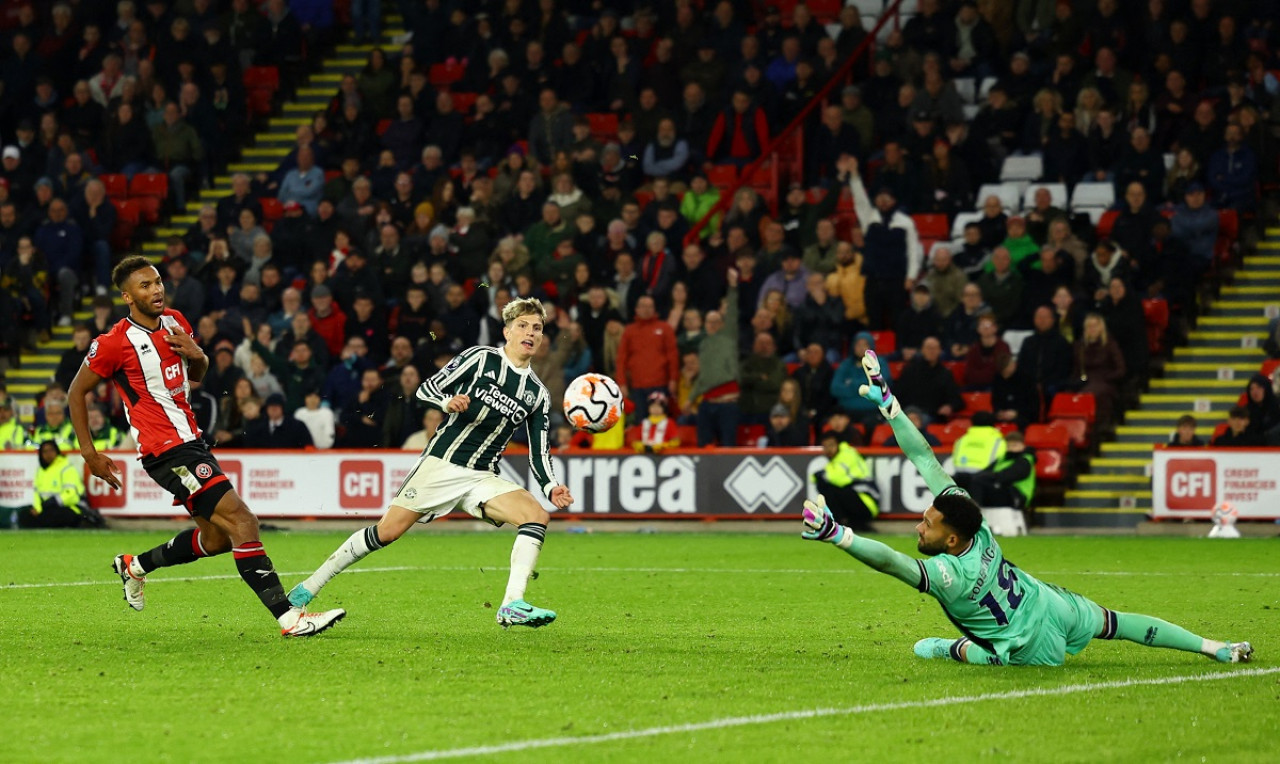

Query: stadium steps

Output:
[3, 18, 408, 422]
[1038, 229, 1280, 528]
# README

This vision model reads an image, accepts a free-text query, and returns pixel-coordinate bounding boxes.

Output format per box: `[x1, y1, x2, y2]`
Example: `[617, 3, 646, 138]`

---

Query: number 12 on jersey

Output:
[978, 559, 1025, 626]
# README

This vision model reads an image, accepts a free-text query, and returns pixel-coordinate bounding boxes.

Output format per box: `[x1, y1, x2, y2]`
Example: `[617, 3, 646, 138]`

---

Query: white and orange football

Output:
[563, 373, 624, 433]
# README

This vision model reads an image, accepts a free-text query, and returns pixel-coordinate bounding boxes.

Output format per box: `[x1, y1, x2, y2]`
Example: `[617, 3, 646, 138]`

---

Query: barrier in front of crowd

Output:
[1151, 447, 1280, 520]
[0, 448, 953, 519]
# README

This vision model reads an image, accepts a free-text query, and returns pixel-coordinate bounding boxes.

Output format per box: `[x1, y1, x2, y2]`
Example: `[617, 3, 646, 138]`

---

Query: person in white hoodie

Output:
[294, 388, 335, 449]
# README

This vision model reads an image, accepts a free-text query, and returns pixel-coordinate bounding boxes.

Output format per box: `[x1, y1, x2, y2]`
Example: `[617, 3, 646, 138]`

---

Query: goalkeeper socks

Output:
[503, 522, 546, 607]
[300, 525, 392, 597]
[231, 540, 292, 619]
[1107, 611, 1220, 656]
[135, 528, 215, 574]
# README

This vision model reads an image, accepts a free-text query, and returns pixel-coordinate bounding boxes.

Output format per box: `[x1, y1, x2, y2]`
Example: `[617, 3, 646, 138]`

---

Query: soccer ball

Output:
[563, 373, 624, 433]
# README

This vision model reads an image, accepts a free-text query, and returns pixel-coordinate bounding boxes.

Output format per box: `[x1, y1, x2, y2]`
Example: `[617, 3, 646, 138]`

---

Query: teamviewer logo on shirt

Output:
[1166, 459, 1216, 511]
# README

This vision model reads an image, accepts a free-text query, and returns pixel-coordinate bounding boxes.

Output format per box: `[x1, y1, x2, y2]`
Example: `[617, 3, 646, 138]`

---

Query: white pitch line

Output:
[329, 666, 1280, 764]
[4, 565, 1279, 591]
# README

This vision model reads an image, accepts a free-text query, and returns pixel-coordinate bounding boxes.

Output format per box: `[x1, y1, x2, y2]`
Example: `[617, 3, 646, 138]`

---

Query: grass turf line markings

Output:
[331, 667, 1280, 764]
[4, 565, 1279, 591]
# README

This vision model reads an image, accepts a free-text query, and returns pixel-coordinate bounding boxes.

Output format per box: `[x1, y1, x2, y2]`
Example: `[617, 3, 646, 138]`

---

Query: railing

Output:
[684, 0, 909, 245]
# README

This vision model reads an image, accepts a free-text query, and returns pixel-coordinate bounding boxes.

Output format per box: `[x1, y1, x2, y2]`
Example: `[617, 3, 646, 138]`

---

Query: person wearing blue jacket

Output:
[830, 331, 892, 434]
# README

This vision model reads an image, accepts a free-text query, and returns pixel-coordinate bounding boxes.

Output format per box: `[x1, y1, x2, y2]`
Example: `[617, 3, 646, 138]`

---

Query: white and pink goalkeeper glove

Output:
[801, 496, 844, 544]
[857, 350, 901, 419]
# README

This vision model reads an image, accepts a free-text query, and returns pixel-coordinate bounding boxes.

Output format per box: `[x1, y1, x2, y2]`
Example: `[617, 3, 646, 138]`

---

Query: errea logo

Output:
[724, 457, 802, 513]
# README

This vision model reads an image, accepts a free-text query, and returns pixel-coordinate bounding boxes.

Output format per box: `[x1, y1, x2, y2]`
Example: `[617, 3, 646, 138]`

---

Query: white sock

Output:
[503, 523, 547, 606]
[128, 557, 146, 579]
[1200, 638, 1228, 656]
[301, 526, 386, 596]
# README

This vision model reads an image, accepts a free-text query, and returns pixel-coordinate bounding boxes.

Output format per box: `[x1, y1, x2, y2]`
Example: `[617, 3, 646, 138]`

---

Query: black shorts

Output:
[142, 441, 233, 520]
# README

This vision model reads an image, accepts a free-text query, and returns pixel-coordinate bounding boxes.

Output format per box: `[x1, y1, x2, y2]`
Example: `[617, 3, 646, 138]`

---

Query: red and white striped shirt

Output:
[85, 310, 201, 457]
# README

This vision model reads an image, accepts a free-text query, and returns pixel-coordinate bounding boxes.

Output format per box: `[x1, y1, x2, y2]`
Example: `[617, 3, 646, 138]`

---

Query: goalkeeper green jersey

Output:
[913, 522, 1062, 663]
[415, 345, 558, 498]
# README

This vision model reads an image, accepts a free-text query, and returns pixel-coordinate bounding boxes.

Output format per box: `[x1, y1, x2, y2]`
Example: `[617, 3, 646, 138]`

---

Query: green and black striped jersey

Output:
[416, 345, 558, 498]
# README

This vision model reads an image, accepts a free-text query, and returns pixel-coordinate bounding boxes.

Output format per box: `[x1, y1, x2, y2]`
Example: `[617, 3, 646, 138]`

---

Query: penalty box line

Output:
[331, 666, 1280, 764]
[3, 566, 1279, 591]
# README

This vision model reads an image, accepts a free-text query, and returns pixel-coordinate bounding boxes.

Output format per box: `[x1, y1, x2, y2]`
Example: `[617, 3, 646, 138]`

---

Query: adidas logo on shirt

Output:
[484, 370, 497, 379]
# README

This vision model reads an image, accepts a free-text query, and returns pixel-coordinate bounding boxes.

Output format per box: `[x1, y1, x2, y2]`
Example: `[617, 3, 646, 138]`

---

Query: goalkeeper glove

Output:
[856, 350, 902, 419]
[801, 495, 845, 544]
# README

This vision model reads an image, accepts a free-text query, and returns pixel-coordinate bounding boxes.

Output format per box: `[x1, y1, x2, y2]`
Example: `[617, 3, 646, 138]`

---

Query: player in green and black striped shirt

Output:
[289, 298, 575, 628]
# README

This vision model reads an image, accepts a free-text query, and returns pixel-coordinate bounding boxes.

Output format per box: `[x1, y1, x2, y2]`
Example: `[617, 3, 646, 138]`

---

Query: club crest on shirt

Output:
[195, 464, 213, 479]
[522, 390, 536, 405]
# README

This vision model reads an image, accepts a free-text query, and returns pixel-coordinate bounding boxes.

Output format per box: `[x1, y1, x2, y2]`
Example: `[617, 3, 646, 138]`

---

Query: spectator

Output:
[243, 392, 313, 448]
[680, 174, 721, 239]
[740, 333, 786, 426]
[812, 430, 878, 531]
[766, 403, 808, 447]
[1243, 374, 1280, 439]
[1211, 406, 1264, 447]
[848, 158, 922, 330]
[758, 250, 809, 310]
[895, 336, 964, 423]
[1023, 245, 1074, 318]
[54, 324, 92, 393]
[69, 180, 115, 294]
[1168, 415, 1204, 447]
[1111, 182, 1160, 268]
[1099, 277, 1148, 382]
[642, 118, 691, 181]
[951, 411, 1007, 475]
[807, 105, 862, 184]
[998, 216, 1039, 270]
[32, 399, 76, 451]
[831, 331, 892, 432]
[616, 295, 679, 413]
[1170, 183, 1218, 274]
[793, 342, 836, 429]
[1112, 126, 1164, 202]
[338, 368, 387, 447]
[1081, 239, 1132, 303]
[691, 275, 740, 447]
[923, 246, 967, 317]
[976, 247, 1024, 329]
[963, 313, 1011, 389]
[528, 88, 573, 165]
[706, 90, 770, 168]
[401, 409, 444, 452]
[991, 354, 1036, 430]
[33, 198, 83, 325]
[1208, 123, 1258, 212]
[895, 285, 944, 359]
[382, 364, 427, 450]
[278, 145, 324, 215]
[793, 273, 844, 362]
[152, 102, 203, 211]
[634, 392, 681, 453]
[1074, 312, 1126, 430]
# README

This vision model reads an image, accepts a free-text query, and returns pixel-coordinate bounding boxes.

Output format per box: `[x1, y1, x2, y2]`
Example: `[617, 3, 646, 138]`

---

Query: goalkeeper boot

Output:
[112, 554, 145, 612]
[1213, 641, 1254, 663]
[497, 599, 557, 628]
[280, 607, 346, 637]
[913, 637, 955, 661]
[287, 582, 315, 608]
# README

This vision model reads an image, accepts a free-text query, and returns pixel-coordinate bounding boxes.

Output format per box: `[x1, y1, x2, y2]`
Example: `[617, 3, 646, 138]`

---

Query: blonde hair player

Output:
[289, 298, 575, 627]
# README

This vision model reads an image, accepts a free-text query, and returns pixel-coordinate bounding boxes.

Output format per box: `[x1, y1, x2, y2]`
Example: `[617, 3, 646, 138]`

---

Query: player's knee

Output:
[202, 527, 233, 555]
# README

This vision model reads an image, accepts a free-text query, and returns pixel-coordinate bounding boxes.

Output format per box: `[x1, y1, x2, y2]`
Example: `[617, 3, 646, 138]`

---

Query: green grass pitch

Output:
[1, 530, 1276, 763]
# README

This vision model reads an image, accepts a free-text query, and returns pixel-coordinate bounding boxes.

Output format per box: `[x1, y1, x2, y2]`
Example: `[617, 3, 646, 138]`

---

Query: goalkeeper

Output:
[800, 350, 1254, 667]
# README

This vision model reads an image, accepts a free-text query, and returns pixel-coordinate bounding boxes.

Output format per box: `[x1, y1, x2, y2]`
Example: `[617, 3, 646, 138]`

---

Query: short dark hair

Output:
[1176, 415, 1197, 427]
[1228, 406, 1248, 419]
[112, 255, 156, 288]
[934, 491, 983, 541]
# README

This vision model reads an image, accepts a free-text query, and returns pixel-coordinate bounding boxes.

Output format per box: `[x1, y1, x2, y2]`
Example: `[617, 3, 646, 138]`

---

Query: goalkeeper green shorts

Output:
[1008, 585, 1107, 666]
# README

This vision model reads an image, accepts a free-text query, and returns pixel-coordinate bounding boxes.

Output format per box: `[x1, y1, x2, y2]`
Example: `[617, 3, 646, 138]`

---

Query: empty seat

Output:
[586, 112, 619, 141]
[1142, 298, 1169, 354]
[999, 154, 1043, 182]
[100, 173, 128, 199]
[912, 213, 950, 240]
[1070, 181, 1115, 210]
[953, 77, 976, 105]
[1048, 393, 1096, 425]
[1048, 418, 1088, 449]
[870, 330, 896, 354]
[1002, 329, 1033, 355]
[871, 423, 894, 446]
[961, 391, 992, 415]
[951, 210, 983, 239]
[128, 173, 169, 200]
[428, 61, 465, 86]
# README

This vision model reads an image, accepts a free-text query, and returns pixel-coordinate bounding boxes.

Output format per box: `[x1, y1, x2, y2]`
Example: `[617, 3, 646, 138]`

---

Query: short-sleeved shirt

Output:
[914, 523, 1054, 664]
[85, 311, 201, 458]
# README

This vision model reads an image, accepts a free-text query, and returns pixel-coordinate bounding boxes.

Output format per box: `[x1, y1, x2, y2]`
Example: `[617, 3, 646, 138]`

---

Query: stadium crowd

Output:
[1, 0, 1277, 459]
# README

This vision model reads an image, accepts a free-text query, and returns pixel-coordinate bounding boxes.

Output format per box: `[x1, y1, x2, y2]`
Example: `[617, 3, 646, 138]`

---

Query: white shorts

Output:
[392, 455, 522, 526]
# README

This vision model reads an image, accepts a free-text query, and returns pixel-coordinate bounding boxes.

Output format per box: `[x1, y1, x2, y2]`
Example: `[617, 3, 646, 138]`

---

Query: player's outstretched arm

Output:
[857, 350, 959, 497]
[802, 497, 922, 589]
[68, 365, 121, 490]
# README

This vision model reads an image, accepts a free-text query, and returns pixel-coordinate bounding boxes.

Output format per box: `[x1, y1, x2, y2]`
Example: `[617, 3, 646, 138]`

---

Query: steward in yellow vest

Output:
[22, 441, 87, 529]
[812, 431, 879, 531]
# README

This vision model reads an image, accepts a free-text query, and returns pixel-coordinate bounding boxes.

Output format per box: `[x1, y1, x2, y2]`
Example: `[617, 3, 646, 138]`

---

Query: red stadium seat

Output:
[623, 425, 641, 448]
[961, 391, 993, 415]
[113, 198, 141, 226]
[887, 360, 905, 379]
[259, 196, 284, 223]
[634, 189, 654, 210]
[927, 421, 970, 447]
[871, 423, 894, 446]
[1142, 298, 1169, 354]
[243, 66, 280, 92]
[135, 196, 163, 224]
[1048, 393, 1096, 425]
[586, 112, 619, 141]
[128, 173, 169, 201]
[736, 424, 767, 447]
[376, 118, 392, 136]
[247, 88, 274, 117]
[1097, 209, 1120, 238]
[870, 330, 896, 354]
[943, 360, 965, 386]
[100, 173, 128, 200]
[450, 91, 478, 115]
[1218, 209, 1239, 242]
[911, 213, 949, 240]
[1212, 422, 1229, 441]
[1025, 423, 1070, 481]
[428, 61, 465, 86]
[707, 165, 738, 188]
[994, 422, 1020, 435]
[676, 425, 699, 446]
[1048, 418, 1088, 450]
[1262, 359, 1280, 378]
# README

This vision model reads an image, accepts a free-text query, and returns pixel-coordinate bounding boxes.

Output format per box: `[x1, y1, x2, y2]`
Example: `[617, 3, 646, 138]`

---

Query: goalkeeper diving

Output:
[800, 350, 1254, 667]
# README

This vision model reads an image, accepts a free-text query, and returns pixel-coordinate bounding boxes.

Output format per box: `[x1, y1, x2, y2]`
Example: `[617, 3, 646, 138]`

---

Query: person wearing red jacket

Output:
[615, 295, 679, 413]
[307, 283, 347, 359]
[706, 90, 771, 169]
